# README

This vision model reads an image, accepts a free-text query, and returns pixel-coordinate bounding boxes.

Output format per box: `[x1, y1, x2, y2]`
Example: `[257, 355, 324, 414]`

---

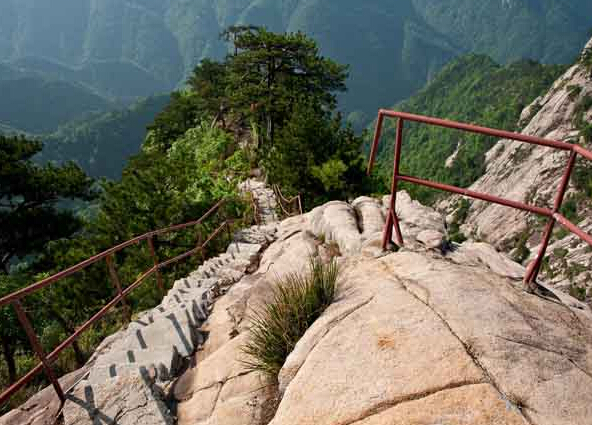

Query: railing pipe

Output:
[0, 200, 225, 308]
[574, 144, 592, 161]
[105, 254, 131, 323]
[0, 199, 231, 408]
[367, 109, 592, 289]
[377, 110, 572, 152]
[13, 301, 64, 402]
[397, 174, 553, 217]
[147, 237, 165, 293]
[46, 267, 157, 364]
[0, 363, 44, 406]
[382, 118, 404, 249]
[554, 213, 592, 246]
[367, 112, 385, 175]
[524, 151, 578, 286]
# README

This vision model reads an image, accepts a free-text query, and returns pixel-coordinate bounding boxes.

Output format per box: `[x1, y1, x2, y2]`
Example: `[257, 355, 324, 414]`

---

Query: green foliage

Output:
[312, 159, 348, 192]
[368, 55, 566, 204]
[569, 285, 587, 302]
[447, 198, 471, 243]
[242, 257, 338, 379]
[226, 27, 348, 149]
[0, 135, 95, 273]
[512, 231, 531, 265]
[0, 134, 96, 404]
[264, 99, 368, 206]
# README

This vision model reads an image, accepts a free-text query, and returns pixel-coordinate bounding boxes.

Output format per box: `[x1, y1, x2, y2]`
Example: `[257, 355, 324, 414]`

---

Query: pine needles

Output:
[241, 257, 338, 379]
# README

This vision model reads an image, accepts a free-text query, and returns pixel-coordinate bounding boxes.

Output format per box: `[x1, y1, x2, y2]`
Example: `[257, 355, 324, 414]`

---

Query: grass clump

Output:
[242, 257, 338, 379]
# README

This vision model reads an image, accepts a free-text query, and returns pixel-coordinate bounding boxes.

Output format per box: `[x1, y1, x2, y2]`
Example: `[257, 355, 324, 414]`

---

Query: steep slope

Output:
[1, 1, 590, 118]
[412, 0, 592, 64]
[9, 193, 591, 425]
[445, 37, 592, 299]
[38, 95, 170, 179]
[369, 54, 565, 203]
[0, 77, 113, 134]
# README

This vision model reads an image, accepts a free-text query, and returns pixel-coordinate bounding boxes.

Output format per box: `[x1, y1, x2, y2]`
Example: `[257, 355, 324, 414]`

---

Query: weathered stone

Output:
[309, 201, 362, 255]
[416, 229, 445, 250]
[353, 383, 525, 425]
[271, 261, 485, 425]
[272, 243, 592, 425]
[382, 251, 592, 425]
[449, 242, 526, 279]
[360, 231, 385, 258]
[63, 374, 173, 425]
[176, 383, 222, 423]
[352, 196, 384, 239]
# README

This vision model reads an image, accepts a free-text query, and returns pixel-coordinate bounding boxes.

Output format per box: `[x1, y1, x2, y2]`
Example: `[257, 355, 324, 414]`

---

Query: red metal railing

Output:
[272, 184, 303, 218]
[367, 109, 592, 290]
[0, 199, 234, 407]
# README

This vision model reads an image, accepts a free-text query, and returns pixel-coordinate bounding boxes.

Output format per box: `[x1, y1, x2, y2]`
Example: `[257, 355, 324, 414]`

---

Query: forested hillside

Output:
[1, 0, 590, 122]
[38, 95, 170, 179]
[0, 76, 113, 134]
[0, 28, 368, 411]
[369, 55, 567, 204]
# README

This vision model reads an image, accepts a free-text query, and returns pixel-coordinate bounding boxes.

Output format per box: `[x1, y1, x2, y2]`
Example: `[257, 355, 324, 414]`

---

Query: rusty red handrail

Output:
[0, 199, 232, 408]
[272, 184, 303, 217]
[367, 109, 592, 290]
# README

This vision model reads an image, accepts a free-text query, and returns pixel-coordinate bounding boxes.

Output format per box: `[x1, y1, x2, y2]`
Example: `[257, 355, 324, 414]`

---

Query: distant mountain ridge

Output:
[38, 95, 170, 180]
[1, 0, 590, 119]
[0, 73, 114, 134]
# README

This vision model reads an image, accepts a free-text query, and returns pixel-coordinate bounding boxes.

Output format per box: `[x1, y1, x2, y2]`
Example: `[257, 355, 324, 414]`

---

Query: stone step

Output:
[88, 346, 183, 383]
[139, 300, 208, 325]
[121, 310, 205, 357]
[226, 242, 262, 261]
[63, 373, 174, 425]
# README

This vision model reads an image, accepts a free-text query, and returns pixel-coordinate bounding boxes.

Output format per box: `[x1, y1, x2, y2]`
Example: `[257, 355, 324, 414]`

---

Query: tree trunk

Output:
[1, 335, 17, 384]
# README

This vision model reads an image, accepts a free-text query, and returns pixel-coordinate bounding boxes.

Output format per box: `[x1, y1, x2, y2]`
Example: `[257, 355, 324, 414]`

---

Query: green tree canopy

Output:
[0, 135, 95, 273]
[226, 27, 349, 148]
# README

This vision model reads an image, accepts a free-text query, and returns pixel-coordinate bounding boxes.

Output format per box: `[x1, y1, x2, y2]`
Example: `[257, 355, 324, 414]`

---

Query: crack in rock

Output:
[395, 276, 535, 425]
[341, 381, 486, 425]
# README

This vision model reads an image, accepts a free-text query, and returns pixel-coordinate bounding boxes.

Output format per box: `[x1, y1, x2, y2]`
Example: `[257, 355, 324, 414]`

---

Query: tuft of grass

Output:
[325, 240, 341, 258]
[317, 232, 326, 244]
[241, 257, 338, 380]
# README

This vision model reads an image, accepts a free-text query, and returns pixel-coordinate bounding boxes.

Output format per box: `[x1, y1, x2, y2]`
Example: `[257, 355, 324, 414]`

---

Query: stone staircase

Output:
[62, 221, 278, 424]
[241, 179, 279, 224]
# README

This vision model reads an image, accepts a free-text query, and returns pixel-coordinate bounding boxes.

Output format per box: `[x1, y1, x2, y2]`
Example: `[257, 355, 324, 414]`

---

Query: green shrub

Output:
[242, 257, 338, 379]
[569, 285, 586, 302]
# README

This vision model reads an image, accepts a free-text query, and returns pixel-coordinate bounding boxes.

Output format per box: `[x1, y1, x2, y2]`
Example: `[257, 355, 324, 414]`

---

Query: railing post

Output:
[195, 227, 205, 263]
[382, 118, 405, 250]
[223, 210, 233, 243]
[367, 112, 385, 175]
[12, 300, 65, 403]
[524, 150, 578, 290]
[105, 254, 131, 323]
[146, 236, 165, 294]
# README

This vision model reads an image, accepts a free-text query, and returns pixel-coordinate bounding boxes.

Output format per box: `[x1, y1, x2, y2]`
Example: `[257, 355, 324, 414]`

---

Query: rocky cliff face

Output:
[172, 194, 592, 425]
[441, 37, 592, 299]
